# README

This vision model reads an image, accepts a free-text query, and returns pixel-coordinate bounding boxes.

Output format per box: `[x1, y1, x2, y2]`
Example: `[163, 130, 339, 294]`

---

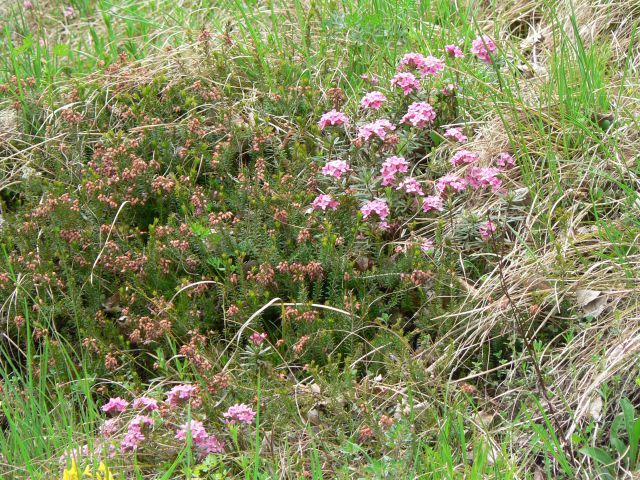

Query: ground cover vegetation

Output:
[1, 0, 640, 478]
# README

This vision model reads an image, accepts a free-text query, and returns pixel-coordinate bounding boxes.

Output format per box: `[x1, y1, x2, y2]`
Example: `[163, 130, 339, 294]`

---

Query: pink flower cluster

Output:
[357, 119, 395, 142]
[443, 127, 467, 143]
[495, 152, 515, 168]
[318, 109, 349, 130]
[450, 149, 479, 166]
[361, 199, 390, 221]
[436, 174, 468, 194]
[132, 396, 159, 411]
[175, 420, 224, 455]
[166, 383, 198, 408]
[311, 194, 338, 211]
[121, 415, 153, 452]
[249, 332, 268, 345]
[445, 44, 464, 58]
[470, 35, 497, 64]
[396, 177, 424, 195]
[380, 156, 409, 186]
[422, 195, 444, 212]
[223, 403, 257, 425]
[398, 53, 445, 77]
[401, 101, 436, 128]
[321, 160, 351, 178]
[390, 72, 420, 95]
[479, 220, 497, 239]
[466, 167, 502, 192]
[102, 397, 128, 414]
[360, 91, 386, 110]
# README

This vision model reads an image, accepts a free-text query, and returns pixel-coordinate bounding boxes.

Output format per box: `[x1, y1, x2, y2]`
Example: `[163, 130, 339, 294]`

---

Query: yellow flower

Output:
[96, 462, 114, 480]
[62, 459, 81, 480]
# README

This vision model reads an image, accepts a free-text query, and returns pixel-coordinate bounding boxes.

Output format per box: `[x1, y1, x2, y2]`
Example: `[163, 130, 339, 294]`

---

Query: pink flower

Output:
[357, 119, 395, 142]
[436, 174, 467, 194]
[102, 397, 129, 414]
[421, 238, 435, 252]
[443, 127, 467, 143]
[398, 53, 444, 77]
[321, 160, 351, 178]
[398, 53, 428, 71]
[223, 403, 257, 425]
[495, 152, 515, 168]
[396, 177, 424, 195]
[249, 332, 268, 345]
[121, 416, 153, 452]
[311, 194, 338, 211]
[176, 420, 209, 443]
[100, 418, 120, 438]
[380, 156, 409, 186]
[422, 195, 444, 212]
[417, 56, 445, 77]
[360, 91, 386, 110]
[199, 435, 225, 455]
[166, 384, 197, 408]
[391, 72, 420, 95]
[23, 0, 34, 9]
[471, 35, 497, 64]
[445, 44, 464, 58]
[465, 167, 502, 191]
[479, 220, 497, 239]
[401, 101, 436, 128]
[175, 420, 224, 455]
[318, 109, 349, 130]
[441, 83, 457, 96]
[361, 199, 390, 221]
[132, 396, 159, 411]
[450, 149, 478, 166]
[63, 6, 75, 18]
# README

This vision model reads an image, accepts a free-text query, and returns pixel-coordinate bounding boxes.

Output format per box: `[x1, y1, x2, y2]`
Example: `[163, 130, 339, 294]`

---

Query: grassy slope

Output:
[1, 0, 640, 478]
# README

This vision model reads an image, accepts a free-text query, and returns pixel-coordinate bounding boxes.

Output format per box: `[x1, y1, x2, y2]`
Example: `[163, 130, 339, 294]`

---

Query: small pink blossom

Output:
[471, 35, 497, 64]
[495, 152, 515, 168]
[450, 149, 478, 166]
[479, 220, 497, 239]
[466, 167, 502, 192]
[321, 160, 351, 178]
[443, 127, 468, 143]
[102, 397, 129, 414]
[396, 177, 424, 195]
[166, 384, 197, 408]
[398, 53, 444, 77]
[311, 194, 338, 211]
[380, 156, 408, 186]
[445, 44, 464, 58]
[422, 195, 444, 212]
[391, 72, 421, 95]
[100, 418, 120, 437]
[318, 109, 349, 130]
[357, 119, 395, 142]
[63, 6, 75, 18]
[441, 83, 457, 96]
[360, 91, 386, 110]
[132, 396, 159, 411]
[249, 332, 268, 345]
[176, 420, 208, 443]
[121, 415, 153, 452]
[23, 0, 34, 9]
[401, 101, 436, 128]
[199, 435, 225, 455]
[436, 174, 467, 194]
[223, 403, 257, 425]
[420, 238, 435, 252]
[361, 199, 390, 221]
